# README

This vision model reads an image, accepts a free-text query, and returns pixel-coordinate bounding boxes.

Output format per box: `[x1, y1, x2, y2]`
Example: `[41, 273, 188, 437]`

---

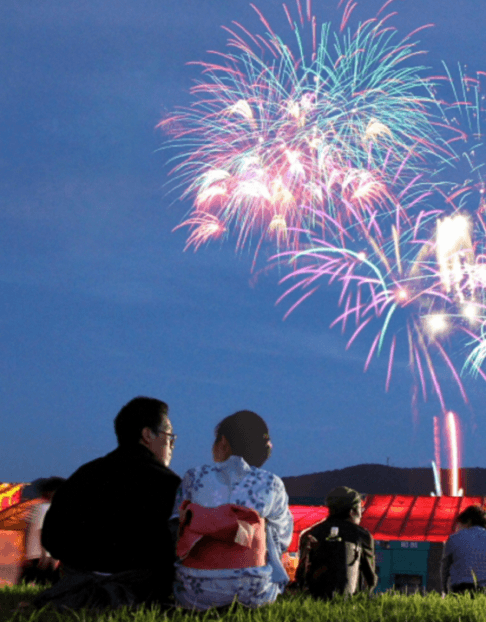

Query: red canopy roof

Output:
[288, 495, 486, 552]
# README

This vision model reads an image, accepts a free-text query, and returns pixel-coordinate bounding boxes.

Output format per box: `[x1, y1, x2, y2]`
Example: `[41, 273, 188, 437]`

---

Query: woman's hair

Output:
[214, 410, 271, 467]
[456, 505, 486, 528]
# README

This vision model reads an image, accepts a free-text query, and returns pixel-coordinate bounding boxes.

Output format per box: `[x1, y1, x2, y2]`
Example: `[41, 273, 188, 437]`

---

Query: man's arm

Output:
[360, 532, 378, 591]
[295, 530, 316, 589]
[441, 540, 453, 593]
[41, 482, 76, 560]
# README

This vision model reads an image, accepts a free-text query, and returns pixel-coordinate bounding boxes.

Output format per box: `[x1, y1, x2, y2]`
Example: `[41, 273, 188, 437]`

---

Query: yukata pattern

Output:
[170, 455, 293, 610]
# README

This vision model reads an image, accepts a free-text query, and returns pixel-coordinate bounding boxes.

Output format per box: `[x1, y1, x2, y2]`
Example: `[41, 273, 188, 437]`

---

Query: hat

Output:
[326, 486, 361, 515]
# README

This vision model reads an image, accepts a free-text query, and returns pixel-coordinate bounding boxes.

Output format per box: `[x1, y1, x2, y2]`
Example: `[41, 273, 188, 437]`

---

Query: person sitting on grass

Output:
[34, 396, 181, 610]
[20, 476, 66, 586]
[441, 505, 486, 594]
[295, 486, 377, 599]
[171, 410, 293, 611]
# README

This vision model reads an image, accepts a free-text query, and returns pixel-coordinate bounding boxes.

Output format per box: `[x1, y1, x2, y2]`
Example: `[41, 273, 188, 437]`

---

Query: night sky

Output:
[1, 0, 485, 484]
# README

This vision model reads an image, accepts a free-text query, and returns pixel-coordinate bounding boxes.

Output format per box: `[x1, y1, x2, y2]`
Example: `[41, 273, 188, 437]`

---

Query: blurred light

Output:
[463, 303, 478, 321]
[426, 314, 447, 334]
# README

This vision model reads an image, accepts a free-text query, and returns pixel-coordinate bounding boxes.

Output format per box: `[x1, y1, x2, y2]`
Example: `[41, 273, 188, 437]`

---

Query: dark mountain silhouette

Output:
[282, 464, 486, 504]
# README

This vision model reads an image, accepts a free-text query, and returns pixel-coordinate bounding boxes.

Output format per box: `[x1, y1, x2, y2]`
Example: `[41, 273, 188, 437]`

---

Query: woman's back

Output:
[171, 455, 293, 610]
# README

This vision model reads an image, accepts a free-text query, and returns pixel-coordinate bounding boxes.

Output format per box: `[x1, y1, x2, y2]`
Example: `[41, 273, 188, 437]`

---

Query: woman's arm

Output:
[265, 476, 293, 554]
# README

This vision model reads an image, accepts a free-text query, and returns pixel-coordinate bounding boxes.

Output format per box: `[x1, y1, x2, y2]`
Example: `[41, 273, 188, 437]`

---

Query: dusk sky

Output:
[1, 0, 486, 485]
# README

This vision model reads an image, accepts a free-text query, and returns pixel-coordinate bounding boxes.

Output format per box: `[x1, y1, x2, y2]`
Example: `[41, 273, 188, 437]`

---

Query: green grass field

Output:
[4, 587, 486, 622]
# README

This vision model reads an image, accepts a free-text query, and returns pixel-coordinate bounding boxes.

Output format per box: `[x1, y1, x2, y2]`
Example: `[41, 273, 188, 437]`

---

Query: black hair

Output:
[214, 410, 271, 467]
[457, 505, 486, 528]
[329, 508, 353, 519]
[37, 477, 66, 498]
[114, 397, 169, 446]
[326, 487, 362, 519]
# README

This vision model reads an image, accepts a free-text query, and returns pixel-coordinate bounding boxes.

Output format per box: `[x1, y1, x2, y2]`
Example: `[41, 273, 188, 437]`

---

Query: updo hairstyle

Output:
[214, 410, 272, 467]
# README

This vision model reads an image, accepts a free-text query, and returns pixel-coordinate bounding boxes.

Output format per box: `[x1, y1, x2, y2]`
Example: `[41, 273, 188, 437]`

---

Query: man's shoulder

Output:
[302, 518, 333, 539]
[154, 463, 182, 485]
[63, 452, 115, 482]
[449, 526, 486, 545]
[303, 518, 372, 542]
[354, 522, 373, 540]
[64, 446, 181, 487]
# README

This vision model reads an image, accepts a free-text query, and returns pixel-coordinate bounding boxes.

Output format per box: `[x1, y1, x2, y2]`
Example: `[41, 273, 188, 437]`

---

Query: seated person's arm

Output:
[441, 541, 453, 593]
[265, 477, 294, 555]
[295, 531, 315, 589]
[169, 477, 192, 557]
[360, 534, 378, 590]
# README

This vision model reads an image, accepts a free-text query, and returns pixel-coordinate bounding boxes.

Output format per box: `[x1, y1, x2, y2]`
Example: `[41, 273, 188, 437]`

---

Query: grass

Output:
[3, 586, 486, 622]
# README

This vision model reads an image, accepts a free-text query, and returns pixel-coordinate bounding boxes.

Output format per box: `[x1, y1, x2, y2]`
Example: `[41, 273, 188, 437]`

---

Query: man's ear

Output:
[140, 427, 155, 445]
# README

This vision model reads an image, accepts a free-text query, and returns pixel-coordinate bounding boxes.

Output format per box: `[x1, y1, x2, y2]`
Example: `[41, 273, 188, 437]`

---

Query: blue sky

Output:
[1, 0, 485, 484]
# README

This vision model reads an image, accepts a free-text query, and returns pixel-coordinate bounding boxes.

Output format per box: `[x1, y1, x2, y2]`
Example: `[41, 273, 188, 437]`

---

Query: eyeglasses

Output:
[155, 429, 177, 446]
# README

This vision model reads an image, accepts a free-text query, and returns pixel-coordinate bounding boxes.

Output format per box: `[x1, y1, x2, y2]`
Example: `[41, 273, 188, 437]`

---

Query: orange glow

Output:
[0, 484, 23, 511]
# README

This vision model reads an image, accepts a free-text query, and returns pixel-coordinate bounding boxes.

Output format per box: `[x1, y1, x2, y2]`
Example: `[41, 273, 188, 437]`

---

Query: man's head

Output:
[37, 477, 66, 502]
[455, 505, 486, 531]
[114, 397, 175, 467]
[326, 486, 363, 524]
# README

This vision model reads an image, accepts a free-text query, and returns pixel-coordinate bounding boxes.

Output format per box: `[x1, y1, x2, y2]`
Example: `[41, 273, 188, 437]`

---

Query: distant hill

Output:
[282, 464, 486, 504]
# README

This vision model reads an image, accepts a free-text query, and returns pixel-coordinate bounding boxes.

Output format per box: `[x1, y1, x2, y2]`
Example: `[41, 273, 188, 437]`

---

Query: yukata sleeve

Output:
[169, 468, 195, 522]
[265, 476, 293, 555]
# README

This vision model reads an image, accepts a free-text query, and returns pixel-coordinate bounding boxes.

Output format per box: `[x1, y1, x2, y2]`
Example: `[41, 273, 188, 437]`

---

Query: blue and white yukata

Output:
[170, 455, 293, 610]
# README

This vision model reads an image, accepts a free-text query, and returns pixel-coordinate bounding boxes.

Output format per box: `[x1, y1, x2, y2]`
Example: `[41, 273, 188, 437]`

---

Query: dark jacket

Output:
[295, 516, 377, 599]
[42, 444, 181, 575]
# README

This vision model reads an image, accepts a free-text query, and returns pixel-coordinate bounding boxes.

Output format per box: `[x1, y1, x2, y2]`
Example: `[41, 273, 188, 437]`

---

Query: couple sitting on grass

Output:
[35, 397, 293, 610]
[34, 396, 377, 612]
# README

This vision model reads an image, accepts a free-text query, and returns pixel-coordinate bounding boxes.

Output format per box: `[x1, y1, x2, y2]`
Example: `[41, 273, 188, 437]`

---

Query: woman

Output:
[441, 505, 486, 594]
[171, 410, 293, 610]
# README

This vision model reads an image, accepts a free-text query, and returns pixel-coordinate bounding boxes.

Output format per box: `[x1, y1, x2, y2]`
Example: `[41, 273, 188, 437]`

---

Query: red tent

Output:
[288, 494, 486, 552]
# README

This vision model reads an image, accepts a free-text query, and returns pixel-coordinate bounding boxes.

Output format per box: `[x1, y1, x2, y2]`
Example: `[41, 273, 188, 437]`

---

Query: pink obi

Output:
[177, 501, 266, 570]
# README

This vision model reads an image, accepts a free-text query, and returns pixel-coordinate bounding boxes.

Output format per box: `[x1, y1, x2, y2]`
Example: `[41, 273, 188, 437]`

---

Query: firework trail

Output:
[278, 192, 486, 410]
[446, 411, 462, 496]
[161, 0, 461, 258]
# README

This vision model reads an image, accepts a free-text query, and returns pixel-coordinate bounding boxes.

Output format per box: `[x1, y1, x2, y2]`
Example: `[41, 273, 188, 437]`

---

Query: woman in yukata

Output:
[171, 410, 293, 610]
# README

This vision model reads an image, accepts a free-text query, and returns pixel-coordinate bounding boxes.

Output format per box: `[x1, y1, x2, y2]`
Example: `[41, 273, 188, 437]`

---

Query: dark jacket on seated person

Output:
[42, 444, 181, 576]
[296, 516, 377, 599]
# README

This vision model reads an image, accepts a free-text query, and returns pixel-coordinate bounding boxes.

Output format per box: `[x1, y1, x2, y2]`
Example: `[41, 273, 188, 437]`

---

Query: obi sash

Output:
[177, 501, 266, 570]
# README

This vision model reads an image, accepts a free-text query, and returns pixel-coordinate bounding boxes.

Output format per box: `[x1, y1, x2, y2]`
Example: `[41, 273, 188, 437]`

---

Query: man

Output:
[37, 397, 181, 609]
[295, 486, 377, 599]
[441, 505, 486, 594]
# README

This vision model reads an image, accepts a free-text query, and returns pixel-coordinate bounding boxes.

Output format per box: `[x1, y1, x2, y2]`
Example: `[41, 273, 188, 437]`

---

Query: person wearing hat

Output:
[295, 486, 377, 599]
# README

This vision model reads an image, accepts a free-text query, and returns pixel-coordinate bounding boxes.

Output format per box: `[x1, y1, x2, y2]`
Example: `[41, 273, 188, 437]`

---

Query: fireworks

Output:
[161, 0, 460, 257]
[163, 0, 486, 412]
